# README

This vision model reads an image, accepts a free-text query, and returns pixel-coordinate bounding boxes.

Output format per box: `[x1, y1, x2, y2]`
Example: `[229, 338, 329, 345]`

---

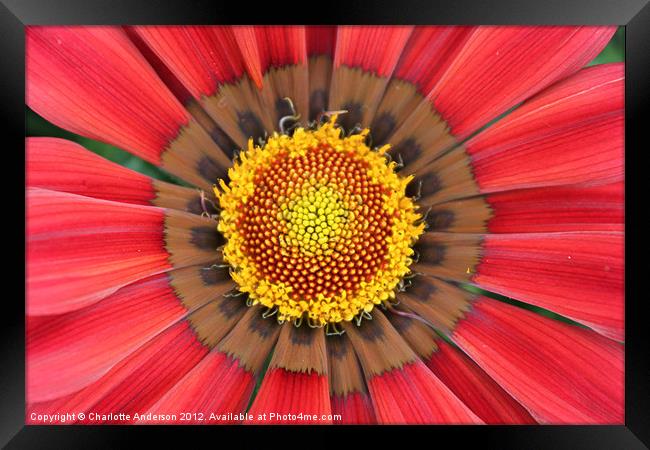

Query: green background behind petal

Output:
[589, 26, 625, 65]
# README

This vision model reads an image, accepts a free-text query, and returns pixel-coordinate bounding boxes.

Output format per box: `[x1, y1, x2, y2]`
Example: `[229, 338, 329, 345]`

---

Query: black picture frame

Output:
[3, 0, 649, 447]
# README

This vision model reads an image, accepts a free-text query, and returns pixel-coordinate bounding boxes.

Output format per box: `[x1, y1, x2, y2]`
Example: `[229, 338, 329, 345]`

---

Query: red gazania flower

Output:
[26, 25, 624, 425]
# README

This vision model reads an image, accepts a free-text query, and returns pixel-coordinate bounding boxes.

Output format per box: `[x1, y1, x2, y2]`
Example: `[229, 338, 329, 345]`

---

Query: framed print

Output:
[3, 0, 649, 447]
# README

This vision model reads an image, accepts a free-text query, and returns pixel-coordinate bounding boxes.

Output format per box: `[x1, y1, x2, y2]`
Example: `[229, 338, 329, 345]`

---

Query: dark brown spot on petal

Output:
[406, 276, 438, 301]
[326, 334, 349, 360]
[387, 313, 413, 333]
[246, 309, 276, 338]
[218, 297, 247, 319]
[289, 324, 316, 346]
[356, 319, 385, 342]
[309, 89, 328, 121]
[209, 126, 239, 159]
[426, 210, 455, 231]
[191, 226, 224, 251]
[275, 97, 295, 120]
[419, 172, 442, 197]
[370, 112, 396, 146]
[414, 240, 446, 267]
[200, 267, 231, 286]
[186, 195, 219, 216]
[237, 110, 265, 142]
[197, 155, 227, 184]
[406, 172, 442, 198]
[338, 102, 363, 133]
[392, 138, 421, 167]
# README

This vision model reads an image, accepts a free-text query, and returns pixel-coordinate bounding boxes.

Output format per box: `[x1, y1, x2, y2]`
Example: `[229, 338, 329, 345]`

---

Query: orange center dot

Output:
[237, 145, 394, 301]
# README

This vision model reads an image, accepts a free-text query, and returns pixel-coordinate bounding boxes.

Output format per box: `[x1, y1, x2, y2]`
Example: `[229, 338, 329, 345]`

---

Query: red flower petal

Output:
[327, 332, 377, 424]
[27, 273, 191, 403]
[331, 392, 376, 424]
[244, 324, 330, 424]
[429, 26, 616, 138]
[342, 310, 479, 424]
[123, 27, 195, 105]
[393, 26, 472, 95]
[27, 27, 189, 165]
[246, 369, 332, 424]
[254, 26, 310, 123]
[230, 26, 264, 89]
[142, 351, 254, 424]
[27, 26, 232, 191]
[414, 62, 624, 205]
[474, 232, 623, 340]
[27, 137, 156, 205]
[81, 322, 207, 423]
[470, 63, 623, 151]
[367, 361, 482, 424]
[132, 26, 251, 99]
[486, 182, 624, 233]
[424, 182, 622, 234]
[467, 63, 624, 192]
[329, 26, 414, 130]
[370, 27, 470, 153]
[254, 26, 307, 70]
[27, 188, 172, 315]
[26, 137, 211, 215]
[27, 321, 208, 422]
[131, 26, 216, 100]
[307, 26, 336, 56]
[334, 26, 413, 77]
[452, 297, 624, 423]
[27, 189, 217, 315]
[306, 26, 337, 121]
[427, 340, 536, 424]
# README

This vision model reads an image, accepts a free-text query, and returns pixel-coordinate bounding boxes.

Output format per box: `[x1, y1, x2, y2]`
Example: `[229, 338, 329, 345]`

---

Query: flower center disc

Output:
[216, 118, 424, 326]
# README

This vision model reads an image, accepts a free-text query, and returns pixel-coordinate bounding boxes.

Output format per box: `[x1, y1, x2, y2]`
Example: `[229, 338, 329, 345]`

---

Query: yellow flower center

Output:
[215, 117, 424, 326]
[282, 184, 347, 256]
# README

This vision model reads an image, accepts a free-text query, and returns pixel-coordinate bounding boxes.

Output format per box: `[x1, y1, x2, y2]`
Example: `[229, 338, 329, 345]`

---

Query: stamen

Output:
[279, 97, 301, 134]
[262, 306, 278, 318]
[418, 206, 433, 230]
[347, 124, 363, 136]
[203, 263, 230, 270]
[325, 322, 345, 336]
[224, 288, 246, 298]
[354, 310, 374, 327]
[410, 179, 423, 201]
[307, 317, 324, 329]
[394, 153, 404, 170]
[198, 190, 219, 220]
